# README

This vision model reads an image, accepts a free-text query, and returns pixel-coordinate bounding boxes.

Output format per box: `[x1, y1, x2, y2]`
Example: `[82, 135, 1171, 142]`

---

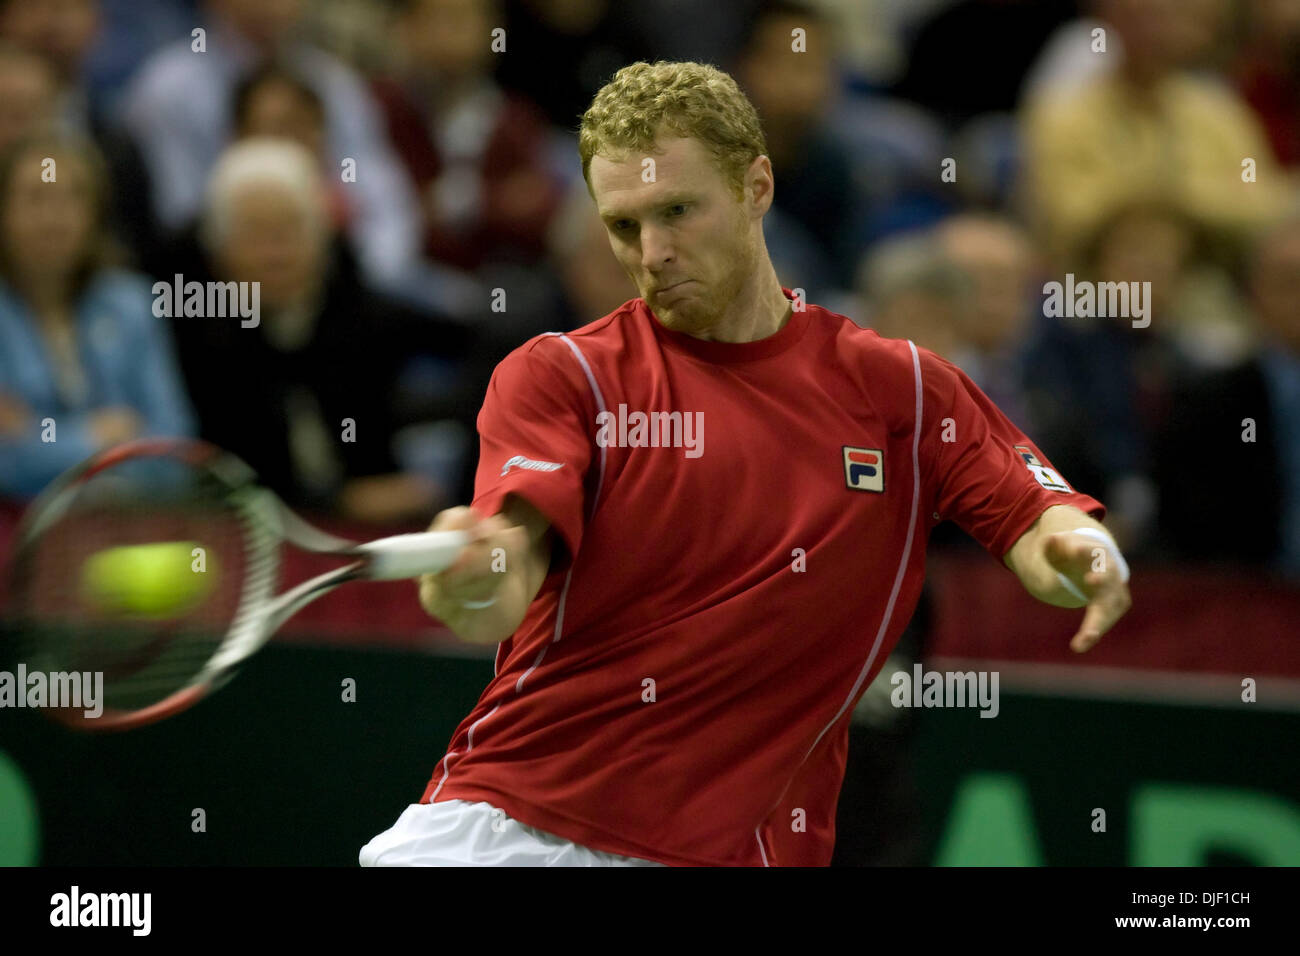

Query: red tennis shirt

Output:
[419, 288, 1104, 866]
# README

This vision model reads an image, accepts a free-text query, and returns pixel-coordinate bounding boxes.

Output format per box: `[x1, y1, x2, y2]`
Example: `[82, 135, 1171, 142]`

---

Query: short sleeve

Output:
[919, 348, 1106, 560]
[470, 337, 595, 565]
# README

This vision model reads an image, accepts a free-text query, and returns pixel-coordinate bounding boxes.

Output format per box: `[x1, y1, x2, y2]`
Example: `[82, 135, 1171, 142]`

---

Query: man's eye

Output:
[613, 220, 634, 232]
[668, 204, 688, 217]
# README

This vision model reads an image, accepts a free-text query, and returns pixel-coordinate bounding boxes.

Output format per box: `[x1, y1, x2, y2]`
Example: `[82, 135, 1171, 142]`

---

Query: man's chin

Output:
[649, 294, 709, 328]
[650, 304, 698, 332]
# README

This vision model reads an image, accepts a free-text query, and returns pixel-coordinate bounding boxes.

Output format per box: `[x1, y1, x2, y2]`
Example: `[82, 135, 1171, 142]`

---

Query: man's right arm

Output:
[417, 493, 554, 645]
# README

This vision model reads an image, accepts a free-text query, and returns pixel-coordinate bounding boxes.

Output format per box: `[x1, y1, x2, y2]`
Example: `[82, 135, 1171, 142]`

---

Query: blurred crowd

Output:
[0, 0, 1296, 578]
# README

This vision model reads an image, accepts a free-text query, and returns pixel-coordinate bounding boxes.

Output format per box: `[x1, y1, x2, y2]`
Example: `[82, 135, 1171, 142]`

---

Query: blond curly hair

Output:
[578, 61, 768, 201]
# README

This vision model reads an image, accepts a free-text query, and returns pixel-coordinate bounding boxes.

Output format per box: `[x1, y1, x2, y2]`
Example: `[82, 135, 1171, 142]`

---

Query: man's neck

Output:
[690, 264, 791, 343]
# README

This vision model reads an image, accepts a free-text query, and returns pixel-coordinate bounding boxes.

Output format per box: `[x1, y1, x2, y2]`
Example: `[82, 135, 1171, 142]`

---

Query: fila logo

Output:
[1015, 445, 1071, 492]
[843, 446, 884, 493]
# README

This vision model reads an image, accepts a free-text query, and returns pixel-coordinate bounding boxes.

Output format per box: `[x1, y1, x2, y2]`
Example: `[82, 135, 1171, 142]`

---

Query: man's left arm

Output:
[1002, 503, 1133, 654]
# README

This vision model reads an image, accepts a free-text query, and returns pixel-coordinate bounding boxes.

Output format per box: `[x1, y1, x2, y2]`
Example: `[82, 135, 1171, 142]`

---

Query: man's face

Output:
[216, 182, 323, 309]
[589, 135, 762, 335]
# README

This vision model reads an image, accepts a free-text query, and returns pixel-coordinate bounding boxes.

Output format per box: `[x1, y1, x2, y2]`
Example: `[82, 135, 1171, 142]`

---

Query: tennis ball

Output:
[79, 541, 217, 618]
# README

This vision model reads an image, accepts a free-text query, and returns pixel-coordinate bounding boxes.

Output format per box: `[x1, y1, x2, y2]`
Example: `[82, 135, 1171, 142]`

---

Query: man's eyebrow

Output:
[599, 194, 696, 221]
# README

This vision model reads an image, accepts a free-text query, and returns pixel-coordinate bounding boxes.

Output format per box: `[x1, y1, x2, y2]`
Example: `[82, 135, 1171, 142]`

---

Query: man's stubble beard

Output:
[657, 225, 757, 335]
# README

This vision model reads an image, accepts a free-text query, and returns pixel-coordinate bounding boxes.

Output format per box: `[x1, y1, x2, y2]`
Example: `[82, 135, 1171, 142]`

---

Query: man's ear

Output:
[746, 155, 775, 216]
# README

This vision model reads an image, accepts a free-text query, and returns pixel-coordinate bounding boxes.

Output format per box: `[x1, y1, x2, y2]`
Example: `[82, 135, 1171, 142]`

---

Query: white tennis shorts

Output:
[359, 799, 666, 867]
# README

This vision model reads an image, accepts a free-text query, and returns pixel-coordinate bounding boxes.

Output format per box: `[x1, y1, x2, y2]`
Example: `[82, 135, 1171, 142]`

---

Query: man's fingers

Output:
[1045, 531, 1108, 578]
[416, 508, 530, 621]
[1069, 607, 1105, 653]
[1069, 579, 1132, 653]
[1043, 531, 1081, 566]
[431, 506, 482, 529]
[1039, 530, 1133, 653]
[439, 516, 522, 593]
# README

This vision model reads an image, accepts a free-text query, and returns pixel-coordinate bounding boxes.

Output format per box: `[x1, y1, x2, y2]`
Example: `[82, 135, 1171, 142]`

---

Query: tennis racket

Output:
[2, 437, 472, 731]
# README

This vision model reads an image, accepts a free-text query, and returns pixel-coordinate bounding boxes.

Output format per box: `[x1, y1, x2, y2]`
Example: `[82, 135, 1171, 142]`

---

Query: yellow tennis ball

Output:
[79, 541, 217, 618]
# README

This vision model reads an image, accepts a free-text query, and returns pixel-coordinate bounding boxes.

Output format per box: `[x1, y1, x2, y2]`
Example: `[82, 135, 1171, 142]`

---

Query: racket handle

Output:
[355, 530, 472, 580]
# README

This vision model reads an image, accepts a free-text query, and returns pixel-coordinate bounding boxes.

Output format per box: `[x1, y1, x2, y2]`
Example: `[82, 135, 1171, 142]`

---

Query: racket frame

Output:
[7, 438, 470, 731]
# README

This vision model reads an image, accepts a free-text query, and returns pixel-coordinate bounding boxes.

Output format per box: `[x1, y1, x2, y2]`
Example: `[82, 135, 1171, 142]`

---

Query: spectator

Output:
[1022, 201, 1203, 553]
[1234, 0, 1300, 168]
[0, 0, 175, 268]
[1020, 0, 1293, 268]
[76, 0, 201, 118]
[116, 0, 427, 302]
[172, 137, 480, 522]
[893, 0, 1079, 129]
[0, 132, 195, 499]
[1024, 0, 1233, 102]
[806, 0, 948, 89]
[232, 66, 352, 239]
[545, 177, 636, 324]
[0, 42, 55, 154]
[935, 212, 1039, 431]
[492, 0, 654, 130]
[1156, 213, 1300, 576]
[619, 0, 765, 68]
[1020, 11, 1117, 102]
[0, 0, 99, 129]
[372, 0, 564, 273]
[227, 63, 491, 322]
[855, 229, 970, 360]
[234, 64, 327, 157]
[734, 1, 863, 291]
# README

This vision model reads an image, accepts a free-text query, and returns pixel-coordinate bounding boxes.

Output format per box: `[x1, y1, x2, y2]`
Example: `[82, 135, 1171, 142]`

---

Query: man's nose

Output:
[640, 225, 674, 271]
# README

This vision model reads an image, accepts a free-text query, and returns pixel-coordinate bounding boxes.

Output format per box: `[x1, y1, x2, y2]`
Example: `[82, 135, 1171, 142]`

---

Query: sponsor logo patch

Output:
[1015, 445, 1071, 492]
[844, 446, 884, 493]
[501, 455, 565, 477]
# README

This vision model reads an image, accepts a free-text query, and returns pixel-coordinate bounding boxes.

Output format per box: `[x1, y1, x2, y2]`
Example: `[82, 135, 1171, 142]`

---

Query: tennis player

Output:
[359, 61, 1132, 867]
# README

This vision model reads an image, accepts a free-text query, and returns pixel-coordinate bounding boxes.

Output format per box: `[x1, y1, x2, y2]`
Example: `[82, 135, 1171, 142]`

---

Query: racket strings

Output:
[8, 456, 260, 716]
[207, 488, 280, 676]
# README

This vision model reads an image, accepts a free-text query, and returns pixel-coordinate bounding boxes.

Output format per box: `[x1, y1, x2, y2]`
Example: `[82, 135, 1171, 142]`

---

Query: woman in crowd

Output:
[0, 132, 195, 499]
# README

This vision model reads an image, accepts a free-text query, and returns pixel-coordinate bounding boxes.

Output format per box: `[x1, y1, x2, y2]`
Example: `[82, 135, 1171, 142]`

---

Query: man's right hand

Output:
[420, 506, 528, 610]
[417, 497, 553, 644]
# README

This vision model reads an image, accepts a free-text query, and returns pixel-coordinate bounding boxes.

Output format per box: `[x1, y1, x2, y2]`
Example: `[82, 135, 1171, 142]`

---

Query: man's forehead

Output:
[590, 137, 710, 213]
